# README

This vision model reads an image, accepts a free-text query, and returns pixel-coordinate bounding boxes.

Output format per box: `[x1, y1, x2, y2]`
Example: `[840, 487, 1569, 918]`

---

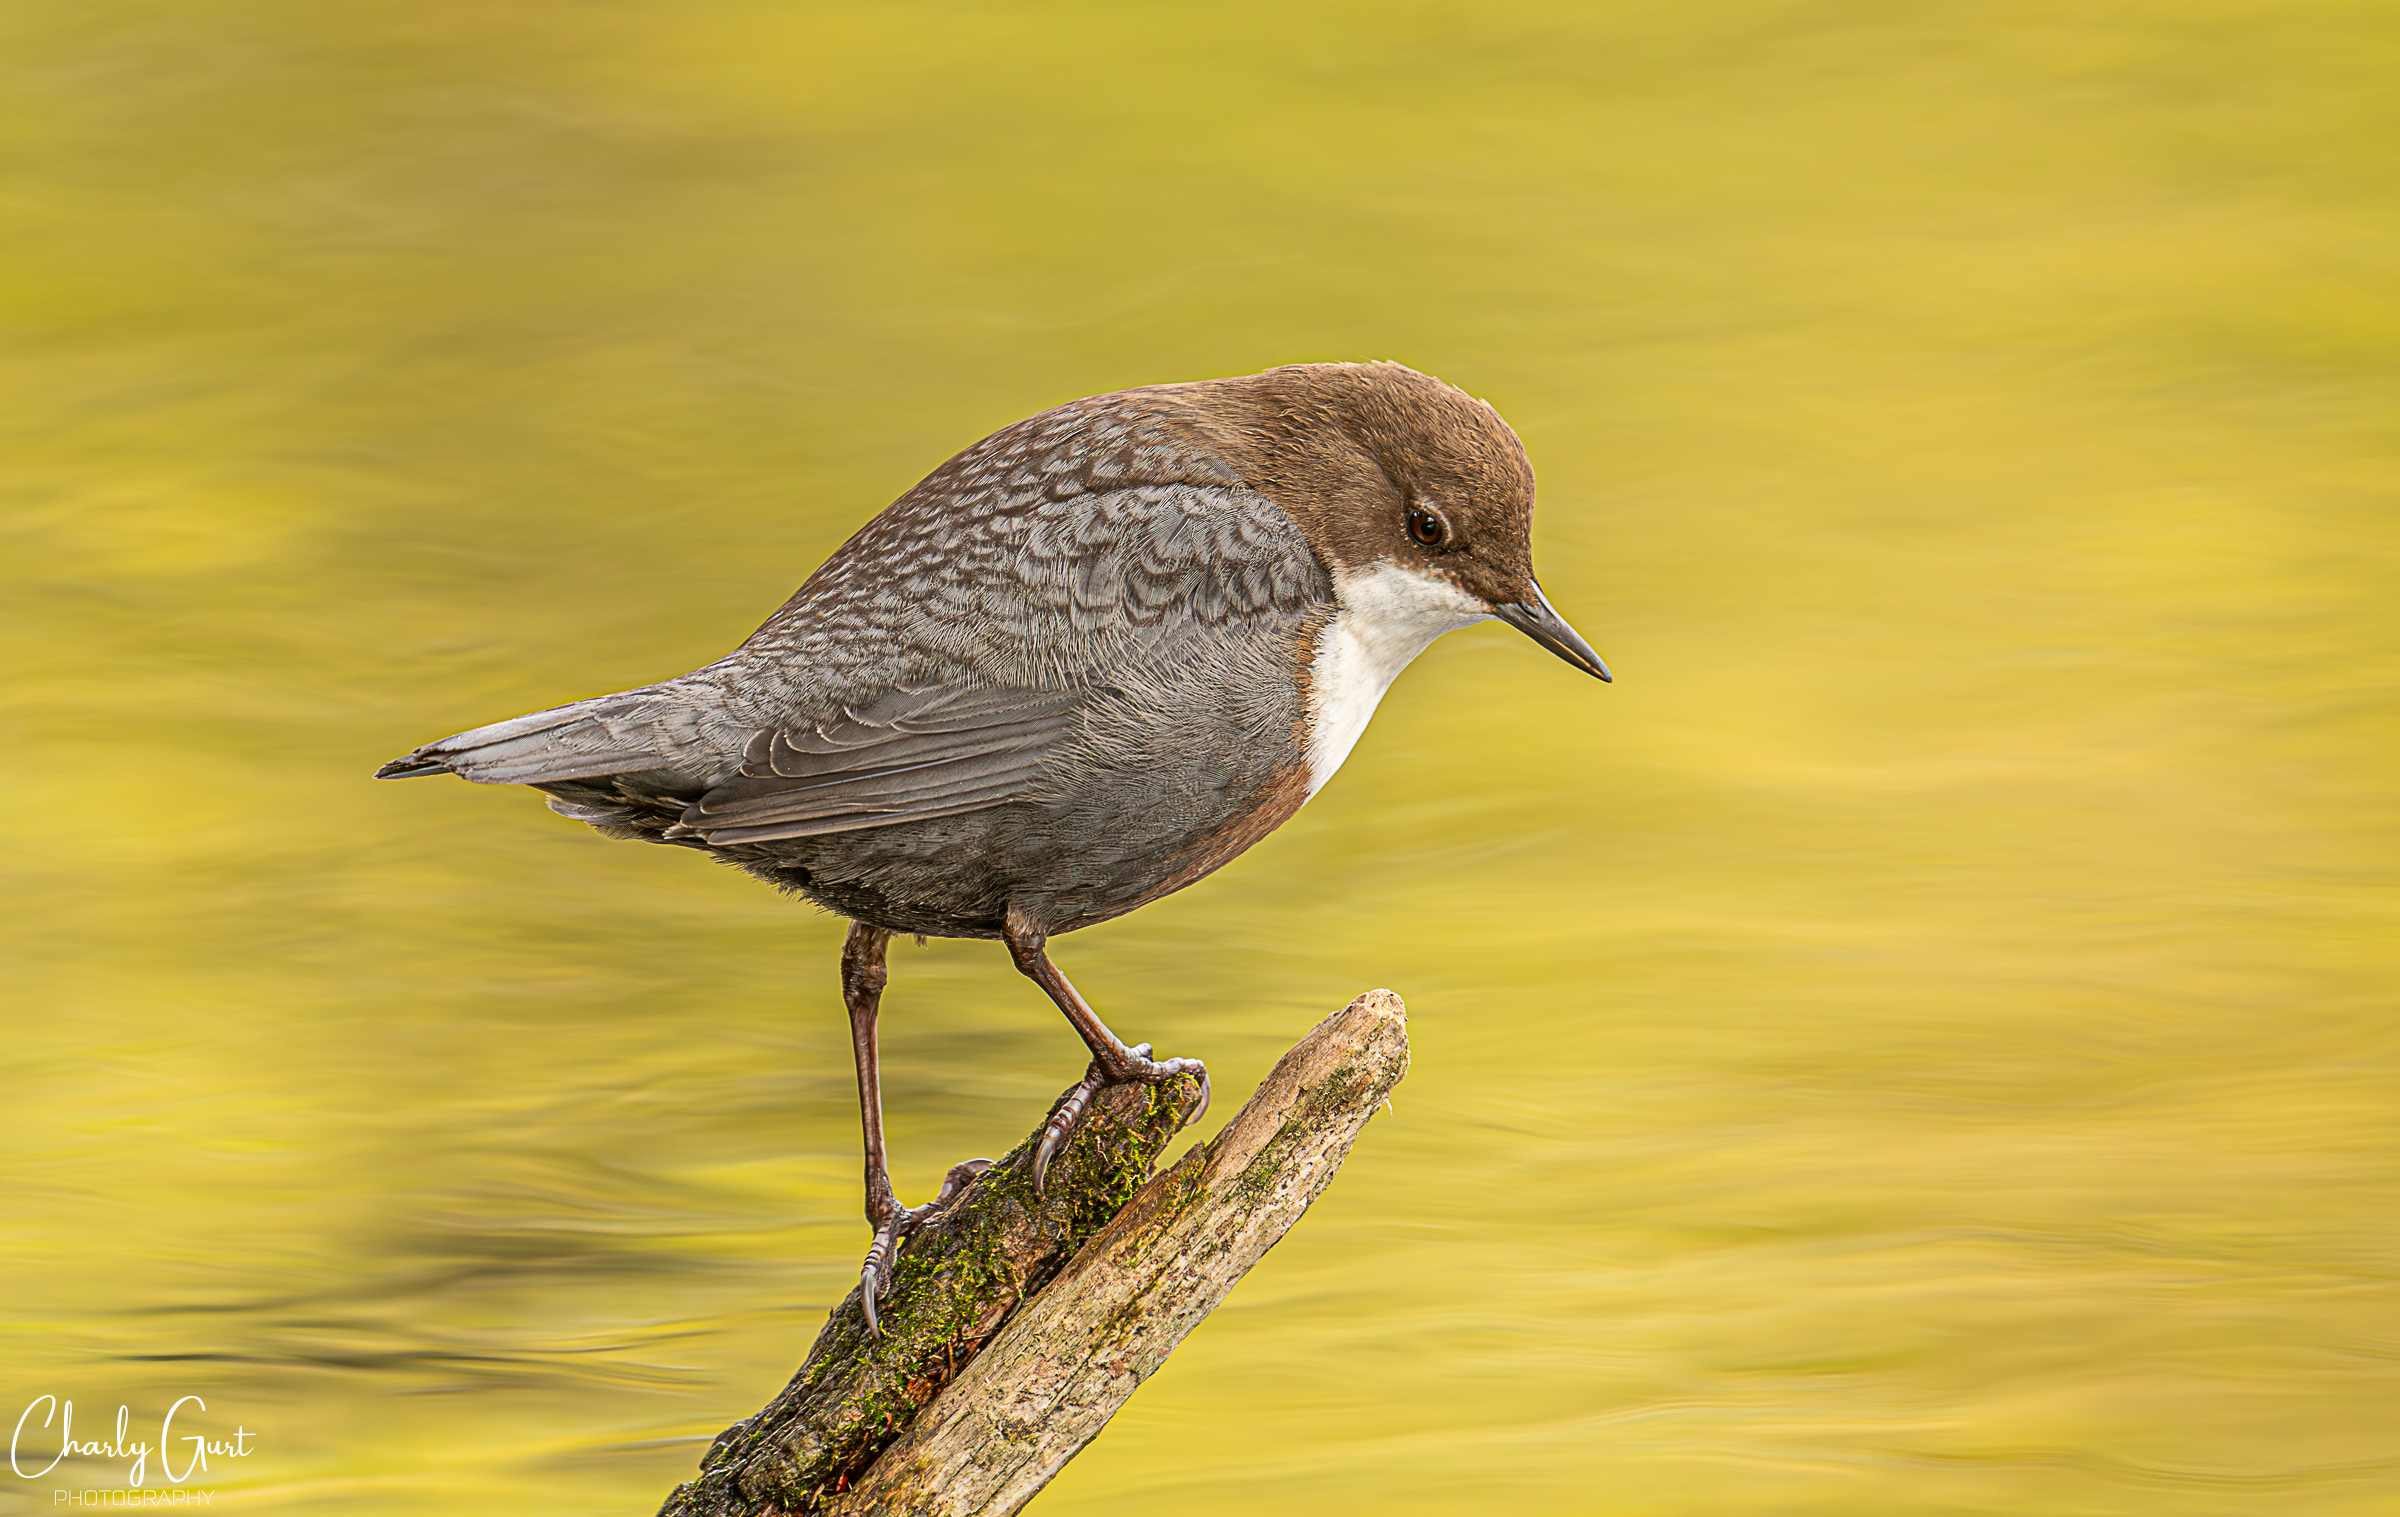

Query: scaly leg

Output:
[842, 922, 989, 1335]
[1002, 907, 1210, 1194]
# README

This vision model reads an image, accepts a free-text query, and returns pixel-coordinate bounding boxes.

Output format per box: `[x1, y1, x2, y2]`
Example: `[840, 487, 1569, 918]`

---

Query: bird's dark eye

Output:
[1405, 505, 1450, 549]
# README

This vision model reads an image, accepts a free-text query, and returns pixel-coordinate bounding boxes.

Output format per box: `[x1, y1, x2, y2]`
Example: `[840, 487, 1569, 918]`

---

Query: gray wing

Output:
[660, 402, 1332, 846]
[663, 684, 1086, 844]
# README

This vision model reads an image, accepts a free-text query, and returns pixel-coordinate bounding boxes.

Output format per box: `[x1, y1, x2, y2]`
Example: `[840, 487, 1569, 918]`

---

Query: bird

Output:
[375, 360, 1609, 1330]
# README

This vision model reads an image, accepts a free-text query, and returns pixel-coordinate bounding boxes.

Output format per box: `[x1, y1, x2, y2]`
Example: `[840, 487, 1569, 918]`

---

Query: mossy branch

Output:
[658, 990, 1409, 1517]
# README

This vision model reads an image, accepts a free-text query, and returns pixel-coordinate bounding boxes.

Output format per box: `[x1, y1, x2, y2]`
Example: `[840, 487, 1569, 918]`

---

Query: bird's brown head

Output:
[1174, 361, 1609, 680]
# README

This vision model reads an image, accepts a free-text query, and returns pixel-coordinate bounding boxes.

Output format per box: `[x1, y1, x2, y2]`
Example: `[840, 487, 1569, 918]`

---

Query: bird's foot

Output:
[1033, 1042, 1210, 1196]
[860, 1157, 992, 1336]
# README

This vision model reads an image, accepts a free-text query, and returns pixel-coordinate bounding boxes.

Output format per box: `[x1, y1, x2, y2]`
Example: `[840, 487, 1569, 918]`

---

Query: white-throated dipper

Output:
[377, 361, 1608, 1329]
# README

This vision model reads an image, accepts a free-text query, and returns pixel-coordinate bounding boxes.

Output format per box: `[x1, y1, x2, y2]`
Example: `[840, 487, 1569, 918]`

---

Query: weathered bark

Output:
[826, 988, 1408, 1515]
[657, 1075, 1203, 1515]
[660, 989, 1409, 1517]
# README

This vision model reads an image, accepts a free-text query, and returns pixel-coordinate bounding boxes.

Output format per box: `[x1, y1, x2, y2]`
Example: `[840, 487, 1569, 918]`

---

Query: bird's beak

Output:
[1492, 584, 1612, 682]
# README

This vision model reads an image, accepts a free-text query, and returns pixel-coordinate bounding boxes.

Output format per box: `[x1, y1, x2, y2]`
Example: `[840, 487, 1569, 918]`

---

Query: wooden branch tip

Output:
[660, 988, 1410, 1517]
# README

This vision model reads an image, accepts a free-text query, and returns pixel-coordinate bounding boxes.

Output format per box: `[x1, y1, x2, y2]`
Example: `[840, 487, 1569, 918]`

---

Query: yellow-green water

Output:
[5, 3, 2396, 1512]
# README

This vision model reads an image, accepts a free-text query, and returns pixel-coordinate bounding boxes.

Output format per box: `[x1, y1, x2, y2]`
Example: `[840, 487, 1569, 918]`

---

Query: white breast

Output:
[1304, 561, 1491, 795]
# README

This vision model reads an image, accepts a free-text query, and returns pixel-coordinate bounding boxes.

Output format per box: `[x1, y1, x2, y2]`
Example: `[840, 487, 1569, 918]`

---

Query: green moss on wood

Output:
[657, 1071, 1202, 1517]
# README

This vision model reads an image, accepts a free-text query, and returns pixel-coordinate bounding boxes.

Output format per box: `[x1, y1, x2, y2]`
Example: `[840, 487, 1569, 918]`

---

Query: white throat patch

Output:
[1304, 561, 1491, 795]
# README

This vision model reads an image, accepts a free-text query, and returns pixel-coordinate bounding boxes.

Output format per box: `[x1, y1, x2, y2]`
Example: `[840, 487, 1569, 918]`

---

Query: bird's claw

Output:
[858, 1214, 910, 1336]
[1033, 1065, 1105, 1197]
[1031, 1043, 1211, 1198]
[859, 1157, 993, 1336]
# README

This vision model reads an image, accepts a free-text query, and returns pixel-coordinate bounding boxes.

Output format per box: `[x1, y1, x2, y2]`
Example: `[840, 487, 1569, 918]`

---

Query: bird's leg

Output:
[1002, 908, 1210, 1195]
[842, 922, 990, 1334]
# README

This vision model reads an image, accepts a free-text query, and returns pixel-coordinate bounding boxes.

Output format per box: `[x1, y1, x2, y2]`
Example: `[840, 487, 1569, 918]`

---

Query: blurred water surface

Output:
[5, 2, 2397, 1512]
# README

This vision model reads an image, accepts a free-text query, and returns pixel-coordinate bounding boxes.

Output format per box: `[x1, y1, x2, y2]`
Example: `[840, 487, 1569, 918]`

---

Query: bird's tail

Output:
[373, 692, 697, 787]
